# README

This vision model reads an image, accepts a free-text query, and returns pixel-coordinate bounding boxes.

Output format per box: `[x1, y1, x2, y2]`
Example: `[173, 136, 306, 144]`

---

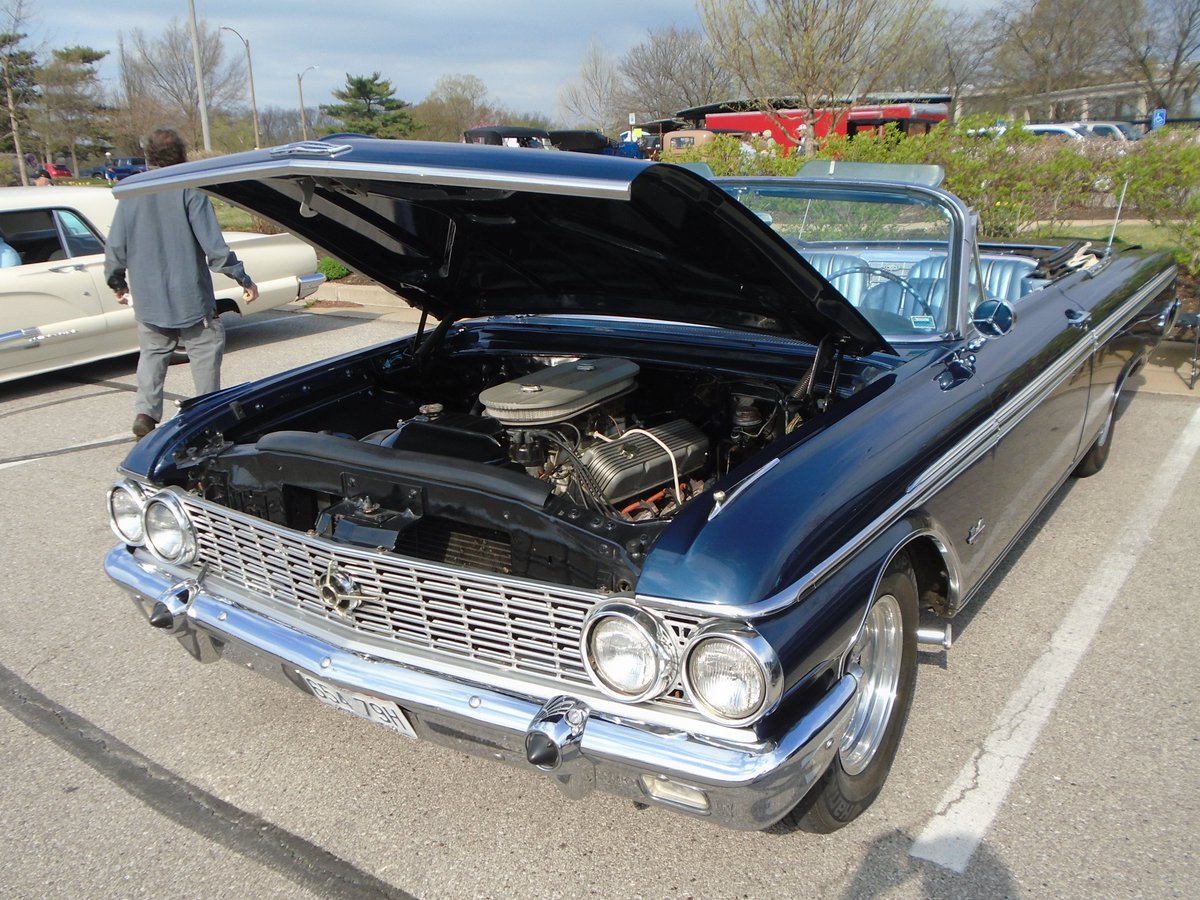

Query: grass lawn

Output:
[1046, 222, 1181, 254]
[212, 198, 256, 231]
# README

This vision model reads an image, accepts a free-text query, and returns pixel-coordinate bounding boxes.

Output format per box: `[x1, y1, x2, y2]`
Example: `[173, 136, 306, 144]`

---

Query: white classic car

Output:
[0, 185, 325, 384]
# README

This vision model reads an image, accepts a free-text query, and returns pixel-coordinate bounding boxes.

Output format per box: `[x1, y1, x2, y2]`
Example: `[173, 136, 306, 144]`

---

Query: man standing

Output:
[104, 128, 259, 439]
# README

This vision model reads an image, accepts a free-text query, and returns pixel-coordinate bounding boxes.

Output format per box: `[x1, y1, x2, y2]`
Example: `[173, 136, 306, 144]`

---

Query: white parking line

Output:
[910, 402, 1200, 873]
[0, 433, 133, 469]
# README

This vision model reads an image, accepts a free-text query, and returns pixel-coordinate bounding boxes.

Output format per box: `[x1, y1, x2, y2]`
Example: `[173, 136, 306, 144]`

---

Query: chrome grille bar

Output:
[179, 493, 702, 700]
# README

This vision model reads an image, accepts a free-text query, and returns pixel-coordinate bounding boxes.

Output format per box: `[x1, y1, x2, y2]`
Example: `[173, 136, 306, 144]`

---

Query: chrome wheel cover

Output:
[840, 593, 904, 776]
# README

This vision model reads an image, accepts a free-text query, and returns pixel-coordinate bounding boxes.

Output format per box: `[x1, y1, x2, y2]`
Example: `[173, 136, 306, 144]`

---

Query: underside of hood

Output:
[114, 137, 892, 355]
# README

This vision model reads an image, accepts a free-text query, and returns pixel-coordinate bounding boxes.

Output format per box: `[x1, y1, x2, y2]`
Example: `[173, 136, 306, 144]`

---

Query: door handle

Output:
[48, 264, 87, 273]
[1065, 308, 1092, 330]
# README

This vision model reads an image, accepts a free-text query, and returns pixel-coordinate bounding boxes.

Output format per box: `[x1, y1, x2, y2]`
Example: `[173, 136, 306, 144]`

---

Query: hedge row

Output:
[665, 118, 1200, 272]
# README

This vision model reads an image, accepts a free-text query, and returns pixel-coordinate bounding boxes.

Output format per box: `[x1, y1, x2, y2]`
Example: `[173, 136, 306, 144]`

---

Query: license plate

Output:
[298, 672, 417, 739]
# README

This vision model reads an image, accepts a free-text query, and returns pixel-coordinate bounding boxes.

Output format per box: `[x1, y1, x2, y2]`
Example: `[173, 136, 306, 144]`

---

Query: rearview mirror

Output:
[972, 299, 1015, 337]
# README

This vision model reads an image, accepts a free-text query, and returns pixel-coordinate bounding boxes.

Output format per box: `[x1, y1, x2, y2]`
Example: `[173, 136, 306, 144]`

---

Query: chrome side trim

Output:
[638, 265, 1176, 620]
[115, 158, 637, 202]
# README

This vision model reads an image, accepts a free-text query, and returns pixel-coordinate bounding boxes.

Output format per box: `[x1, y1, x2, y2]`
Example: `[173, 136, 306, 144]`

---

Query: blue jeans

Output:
[134, 317, 225, 421]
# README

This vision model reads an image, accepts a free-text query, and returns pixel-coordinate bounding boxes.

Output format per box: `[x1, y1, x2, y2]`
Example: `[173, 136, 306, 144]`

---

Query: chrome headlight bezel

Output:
[141, 491, 197, 565]
[682, 622, 783, 726]
[580, 602, 679, 703]
[107, 479, 148, 545]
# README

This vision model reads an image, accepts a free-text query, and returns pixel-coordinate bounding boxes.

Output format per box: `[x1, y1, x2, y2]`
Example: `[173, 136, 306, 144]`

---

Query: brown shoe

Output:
[132, 414, 158, 439]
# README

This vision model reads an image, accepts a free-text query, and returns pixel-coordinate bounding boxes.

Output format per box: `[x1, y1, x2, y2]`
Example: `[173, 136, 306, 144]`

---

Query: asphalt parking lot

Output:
[1, 305, 1198, 898]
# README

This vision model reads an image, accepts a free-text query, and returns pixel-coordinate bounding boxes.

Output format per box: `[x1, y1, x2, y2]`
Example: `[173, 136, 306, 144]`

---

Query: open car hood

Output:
[114, 137, 892, 355]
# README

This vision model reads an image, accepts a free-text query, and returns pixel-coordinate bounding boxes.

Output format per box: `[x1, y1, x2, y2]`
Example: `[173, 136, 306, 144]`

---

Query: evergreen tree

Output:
[33, 46, 109, 171]
[321, 72, 414, 138]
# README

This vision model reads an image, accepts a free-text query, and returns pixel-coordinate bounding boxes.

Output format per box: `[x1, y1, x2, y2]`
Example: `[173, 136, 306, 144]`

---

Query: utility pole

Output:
[221, 25, 260, 148]
[298, 65, 318, 140]
[187, 0, 212, 151]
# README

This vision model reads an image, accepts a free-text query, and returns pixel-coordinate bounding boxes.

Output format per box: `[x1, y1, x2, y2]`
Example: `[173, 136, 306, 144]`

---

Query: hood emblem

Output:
[313, 562, 364, 614]
[269, 140, 353, 158]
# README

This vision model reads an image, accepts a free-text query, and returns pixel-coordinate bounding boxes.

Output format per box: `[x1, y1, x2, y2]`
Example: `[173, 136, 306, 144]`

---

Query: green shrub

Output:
[317, 257, 352, 281]
[1115, 127, 1200, 270]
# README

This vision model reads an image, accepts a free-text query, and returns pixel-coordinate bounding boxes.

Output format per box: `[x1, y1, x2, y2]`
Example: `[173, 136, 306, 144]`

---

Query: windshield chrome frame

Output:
[713, 176, 975, 342]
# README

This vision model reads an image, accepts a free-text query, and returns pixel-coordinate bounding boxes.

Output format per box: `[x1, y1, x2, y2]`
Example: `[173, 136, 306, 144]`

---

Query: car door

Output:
[0, 206, 133, 382]
[962, 281, 1093, 585]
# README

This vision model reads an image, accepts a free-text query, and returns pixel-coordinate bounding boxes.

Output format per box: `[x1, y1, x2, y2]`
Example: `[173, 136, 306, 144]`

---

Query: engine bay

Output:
[192, 348, 868, 591]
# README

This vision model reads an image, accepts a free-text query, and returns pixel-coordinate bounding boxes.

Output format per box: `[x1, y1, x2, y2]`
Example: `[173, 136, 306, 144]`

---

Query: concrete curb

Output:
[310, 281, 411, 308]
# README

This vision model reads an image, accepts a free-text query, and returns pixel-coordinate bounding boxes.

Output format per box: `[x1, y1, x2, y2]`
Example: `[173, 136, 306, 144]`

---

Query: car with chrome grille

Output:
[104, 140, 1178, 832]
[0, 185, 326, 384]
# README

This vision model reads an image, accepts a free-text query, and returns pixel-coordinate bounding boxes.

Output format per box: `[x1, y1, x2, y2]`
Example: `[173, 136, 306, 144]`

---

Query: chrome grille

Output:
[179, 493, 703, 698]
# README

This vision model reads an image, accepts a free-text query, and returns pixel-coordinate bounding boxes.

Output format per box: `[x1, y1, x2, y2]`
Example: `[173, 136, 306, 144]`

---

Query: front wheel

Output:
[1073, 393, 1118, 477]
[785, 554, 919, 833]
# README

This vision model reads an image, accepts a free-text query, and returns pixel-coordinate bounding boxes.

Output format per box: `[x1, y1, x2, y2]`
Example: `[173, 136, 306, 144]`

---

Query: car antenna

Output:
[1105, 178, 1130, 259]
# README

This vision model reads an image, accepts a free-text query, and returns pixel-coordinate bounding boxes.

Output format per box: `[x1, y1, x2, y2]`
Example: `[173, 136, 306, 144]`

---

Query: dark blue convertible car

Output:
[104, 139, 1177, 831]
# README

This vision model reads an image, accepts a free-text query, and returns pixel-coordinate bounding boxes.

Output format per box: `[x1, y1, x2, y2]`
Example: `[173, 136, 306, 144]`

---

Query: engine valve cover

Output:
[581, 419, 709, 503]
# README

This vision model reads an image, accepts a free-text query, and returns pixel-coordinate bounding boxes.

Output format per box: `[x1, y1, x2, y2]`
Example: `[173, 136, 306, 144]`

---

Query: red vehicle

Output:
[44, 163, 73, 178]
[687, 99, 949, 152]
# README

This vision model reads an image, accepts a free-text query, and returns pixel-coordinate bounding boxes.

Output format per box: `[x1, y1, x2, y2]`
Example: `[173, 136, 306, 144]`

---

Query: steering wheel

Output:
[828, 265, 934, 317]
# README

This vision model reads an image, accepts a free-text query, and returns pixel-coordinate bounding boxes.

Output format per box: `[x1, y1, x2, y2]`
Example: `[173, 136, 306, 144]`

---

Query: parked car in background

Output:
[463, 126, 552, 148]
[104, 141, 1177, 833]
[81, 157, 148, 181]
[0, 185, 325, 383]
[1022, 122, 1086, 140]
[44, 163, 73, 178]
[1068, 120, 1141, 141]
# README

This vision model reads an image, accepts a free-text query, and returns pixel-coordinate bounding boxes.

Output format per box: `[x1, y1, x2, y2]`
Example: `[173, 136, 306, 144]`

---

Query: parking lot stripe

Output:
[910, 402, 1200, 873]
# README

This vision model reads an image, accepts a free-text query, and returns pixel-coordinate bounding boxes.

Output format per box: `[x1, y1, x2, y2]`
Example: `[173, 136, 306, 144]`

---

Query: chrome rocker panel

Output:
[105, 544, 857, 830]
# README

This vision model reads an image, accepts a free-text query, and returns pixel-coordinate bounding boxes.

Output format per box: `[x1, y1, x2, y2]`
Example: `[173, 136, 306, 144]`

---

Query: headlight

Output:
[107, 481, 147, 544]
[141, 492, 197, 564]
[581, 603, 678, 702]
[683, 624, 782, 725]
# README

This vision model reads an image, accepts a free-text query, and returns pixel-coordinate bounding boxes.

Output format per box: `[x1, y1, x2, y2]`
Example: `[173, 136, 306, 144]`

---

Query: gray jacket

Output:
[104, 188, 252, 329]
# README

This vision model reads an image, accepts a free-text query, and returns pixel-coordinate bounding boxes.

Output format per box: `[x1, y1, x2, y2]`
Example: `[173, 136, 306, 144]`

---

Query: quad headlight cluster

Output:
[581, 602, 782, 726]
[106, 480, 198, 565]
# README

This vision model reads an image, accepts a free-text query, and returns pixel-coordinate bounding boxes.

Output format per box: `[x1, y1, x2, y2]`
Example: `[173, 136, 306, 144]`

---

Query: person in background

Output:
[33, 167, 52, 186]
[103, 127, 259, 440]
[0, 230, 21, 266]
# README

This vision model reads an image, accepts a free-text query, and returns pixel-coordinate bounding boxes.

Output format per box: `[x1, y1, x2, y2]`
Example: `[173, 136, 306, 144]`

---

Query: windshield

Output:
[721, 182, 957, 337]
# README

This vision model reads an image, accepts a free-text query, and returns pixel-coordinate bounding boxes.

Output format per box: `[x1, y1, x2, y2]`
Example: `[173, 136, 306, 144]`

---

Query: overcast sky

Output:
[23, 0, 710, 122]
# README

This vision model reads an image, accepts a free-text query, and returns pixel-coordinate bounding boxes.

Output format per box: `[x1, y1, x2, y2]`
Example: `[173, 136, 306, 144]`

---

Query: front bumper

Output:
[105, 544, 857, 830]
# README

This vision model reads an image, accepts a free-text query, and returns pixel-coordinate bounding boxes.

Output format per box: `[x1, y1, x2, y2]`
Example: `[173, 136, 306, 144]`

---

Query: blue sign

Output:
[1151, 108, 1168, 129]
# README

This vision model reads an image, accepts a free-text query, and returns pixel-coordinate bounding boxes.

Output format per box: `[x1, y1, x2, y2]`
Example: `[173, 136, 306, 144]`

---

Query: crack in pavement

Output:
[0, 662, 413, 900]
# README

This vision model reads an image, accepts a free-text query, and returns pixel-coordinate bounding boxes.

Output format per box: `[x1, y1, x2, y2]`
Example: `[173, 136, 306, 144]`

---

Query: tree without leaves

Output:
[413, 73, 498, 142]
[878, 5, 992, 121]
[988, 0, 1124, 109]
[1113, 0, 1200, 115]
[321, 72, 415, 138]
[698, 0, 933, 153]
[117, 18, 244, 151]
[618, 27, 734, 121]
[559, 40, 623, 134]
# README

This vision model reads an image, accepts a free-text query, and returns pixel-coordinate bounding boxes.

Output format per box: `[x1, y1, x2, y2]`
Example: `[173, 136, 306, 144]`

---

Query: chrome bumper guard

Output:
[296, 272, 326, 300]
[106, 545, 857, 830]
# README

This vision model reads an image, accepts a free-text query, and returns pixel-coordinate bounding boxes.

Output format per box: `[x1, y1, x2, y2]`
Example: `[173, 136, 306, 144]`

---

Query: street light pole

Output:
[186, 0, 212, 151]
[298, 65, 318, 140]
[220, 25, 260, 148]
